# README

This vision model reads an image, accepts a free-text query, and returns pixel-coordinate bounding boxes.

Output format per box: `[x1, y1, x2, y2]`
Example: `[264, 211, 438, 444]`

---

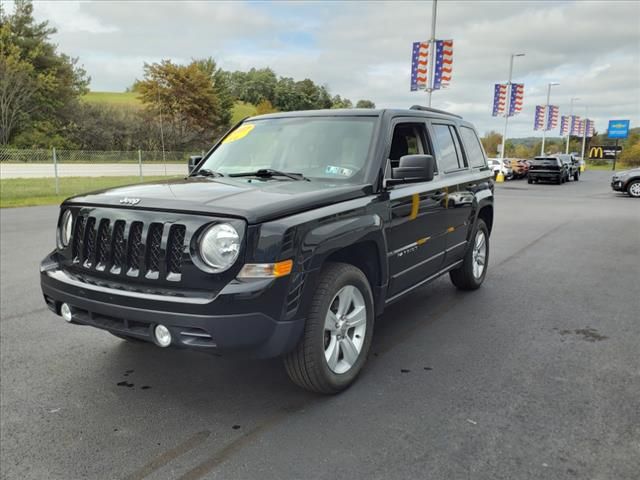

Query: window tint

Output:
[389, 124, 427, 160]
[460, 126, 486, 168]
[433, 124, 462, 171]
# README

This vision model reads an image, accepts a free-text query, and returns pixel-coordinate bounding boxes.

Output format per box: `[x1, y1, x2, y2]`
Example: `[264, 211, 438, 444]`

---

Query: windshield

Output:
[199, 116, 377, 183]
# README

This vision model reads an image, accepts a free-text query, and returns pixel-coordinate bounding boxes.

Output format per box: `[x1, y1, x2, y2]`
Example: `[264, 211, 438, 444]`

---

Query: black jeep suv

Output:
[41, 107, 494, 394]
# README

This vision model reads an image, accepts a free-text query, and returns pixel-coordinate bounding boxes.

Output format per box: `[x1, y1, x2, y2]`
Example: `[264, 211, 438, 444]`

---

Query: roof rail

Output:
[409, 105, 462, 119]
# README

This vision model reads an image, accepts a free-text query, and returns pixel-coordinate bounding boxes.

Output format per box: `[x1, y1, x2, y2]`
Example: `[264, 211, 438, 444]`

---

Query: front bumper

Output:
[611, 179, 624, 191]
[40, 252, 307, 358]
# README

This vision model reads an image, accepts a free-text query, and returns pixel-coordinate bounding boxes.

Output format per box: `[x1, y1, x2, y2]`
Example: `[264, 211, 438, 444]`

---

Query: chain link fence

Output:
[0, 149, 204, 205]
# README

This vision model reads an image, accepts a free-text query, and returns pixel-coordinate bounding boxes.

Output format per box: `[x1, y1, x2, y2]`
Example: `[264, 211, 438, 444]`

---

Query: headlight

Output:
[199, 223, 240, 272]
[59, 210, 73, 248]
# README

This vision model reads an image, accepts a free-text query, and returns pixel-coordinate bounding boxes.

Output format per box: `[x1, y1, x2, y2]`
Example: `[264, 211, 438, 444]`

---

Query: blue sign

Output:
[607, 120, 630, 139]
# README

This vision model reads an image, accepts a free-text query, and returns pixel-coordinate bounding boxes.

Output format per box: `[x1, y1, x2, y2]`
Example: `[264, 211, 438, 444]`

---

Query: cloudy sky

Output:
[30, 0, 640, 138]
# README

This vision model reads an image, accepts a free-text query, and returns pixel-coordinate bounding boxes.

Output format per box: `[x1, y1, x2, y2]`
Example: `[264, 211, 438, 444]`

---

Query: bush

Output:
[619, 143, 640, 168]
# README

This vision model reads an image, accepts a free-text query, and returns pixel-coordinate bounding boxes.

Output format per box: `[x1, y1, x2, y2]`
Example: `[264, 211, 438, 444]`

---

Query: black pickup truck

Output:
[41, 107, 494, 394]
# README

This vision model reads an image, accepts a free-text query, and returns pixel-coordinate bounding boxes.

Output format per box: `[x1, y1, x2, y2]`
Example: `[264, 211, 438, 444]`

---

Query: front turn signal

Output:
[237, 259, 293, 279]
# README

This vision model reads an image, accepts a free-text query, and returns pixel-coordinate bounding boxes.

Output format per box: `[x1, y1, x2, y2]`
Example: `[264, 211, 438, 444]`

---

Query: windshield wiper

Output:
[191, 168, 223, 178]
[229, 169, 309, 181]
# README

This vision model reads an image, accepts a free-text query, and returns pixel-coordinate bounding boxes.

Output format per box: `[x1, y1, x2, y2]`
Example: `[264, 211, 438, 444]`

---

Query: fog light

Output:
[60, 303, 73, 322]
[154, 324, 172, 347]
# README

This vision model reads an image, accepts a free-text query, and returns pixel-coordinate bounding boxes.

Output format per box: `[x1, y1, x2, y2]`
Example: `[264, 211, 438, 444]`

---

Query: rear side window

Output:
[460, 126, 486, 168]
[433, 124, 464, 172]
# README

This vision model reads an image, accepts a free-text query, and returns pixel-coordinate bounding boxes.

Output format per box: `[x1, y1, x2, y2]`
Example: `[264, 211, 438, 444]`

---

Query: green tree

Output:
[356, 99, 375, 109]
[255, 99, 278, 115]
[134, 59, 232, 149]
[619, 142, 640, 167]
[481, 131, 502, 157]
[331, 95, 353, 109]
[0, 0, 89, 146]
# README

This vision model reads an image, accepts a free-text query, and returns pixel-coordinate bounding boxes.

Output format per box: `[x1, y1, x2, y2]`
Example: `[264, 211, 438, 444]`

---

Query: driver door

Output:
[384, 120, 449, 299]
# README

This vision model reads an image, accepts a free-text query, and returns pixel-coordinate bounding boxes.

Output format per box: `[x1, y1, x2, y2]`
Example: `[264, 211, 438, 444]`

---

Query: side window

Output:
[460, 126, 487, 168]
[432, 124, 463, 172]
[387, 122, 433, 177]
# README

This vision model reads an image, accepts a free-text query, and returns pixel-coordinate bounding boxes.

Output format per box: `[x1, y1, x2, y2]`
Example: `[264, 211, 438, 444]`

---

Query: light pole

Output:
[499, 53, 525, 159]
[427, 0, 438, 107]
[565, 97, 580, 154]
[580, 105, 589, 162]
[540, 82, 559, 156]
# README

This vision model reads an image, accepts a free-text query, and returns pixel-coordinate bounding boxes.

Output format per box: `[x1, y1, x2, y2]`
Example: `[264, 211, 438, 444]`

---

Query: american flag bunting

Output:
[508, 83, 524, 116]
[492, 84, 508, 116]
[534, 105, 546, 130]
[570, 115, 582, 136]
[433, 40, 453, 89]
[546, 105, 559, 131]
[410, 41, 429, 91]
[560, 115, 570, 136]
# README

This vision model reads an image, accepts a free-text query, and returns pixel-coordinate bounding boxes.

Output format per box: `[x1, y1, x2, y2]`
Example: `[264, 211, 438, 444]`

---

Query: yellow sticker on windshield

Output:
[222, 124, 255, 144]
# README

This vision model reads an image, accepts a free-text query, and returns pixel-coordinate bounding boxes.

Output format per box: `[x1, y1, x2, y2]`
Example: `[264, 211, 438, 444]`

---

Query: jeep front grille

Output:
[70, 215, 187, 282]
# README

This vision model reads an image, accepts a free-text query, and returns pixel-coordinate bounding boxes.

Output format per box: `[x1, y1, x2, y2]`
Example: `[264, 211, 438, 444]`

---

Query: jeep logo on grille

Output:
[119, 197, 140, 206]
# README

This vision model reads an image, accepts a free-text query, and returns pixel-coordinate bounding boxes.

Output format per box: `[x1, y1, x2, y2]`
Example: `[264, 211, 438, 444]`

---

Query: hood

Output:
[64, 177, 372, 224]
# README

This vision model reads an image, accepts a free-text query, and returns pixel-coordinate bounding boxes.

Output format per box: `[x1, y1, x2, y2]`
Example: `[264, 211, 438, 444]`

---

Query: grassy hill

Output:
[82, 91, 142, 107]
[82, 92, 257, 123]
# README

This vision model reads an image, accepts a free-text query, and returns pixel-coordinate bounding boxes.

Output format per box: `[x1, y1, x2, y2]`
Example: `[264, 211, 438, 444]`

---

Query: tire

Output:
[573, 171, 579, 181]
[628, 180, 640, 198]
[450, 219, 489, 291]
[556, 176, 562, 185]
[527, 178, 533, 184]
[284, 263, 374, 394]
[111, 332, 146, 344]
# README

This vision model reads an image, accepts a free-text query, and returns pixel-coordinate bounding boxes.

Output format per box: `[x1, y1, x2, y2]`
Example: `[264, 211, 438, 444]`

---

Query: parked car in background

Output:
[558, 154, 580, 181]
[528, 156, 569, 184]
[488, 158, 512, 179]
[504, 159, 528, 179]
[611, 168, 640, 198]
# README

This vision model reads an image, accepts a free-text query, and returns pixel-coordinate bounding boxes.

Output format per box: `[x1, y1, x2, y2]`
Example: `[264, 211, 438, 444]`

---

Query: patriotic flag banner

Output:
[492, 84, 508, 116]
[534, 105, 546, 130]
[560, 115, 570, 136]
[570, 115, 582, 136]
[585, 119, 595, 137]
[410, 41, 429, 91]
[433, 40, 453, 89]
[508, 83, 524, 116]
[546, 105, 559, 131]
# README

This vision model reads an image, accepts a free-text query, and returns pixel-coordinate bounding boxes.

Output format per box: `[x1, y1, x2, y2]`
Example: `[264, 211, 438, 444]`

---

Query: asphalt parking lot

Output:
[1, 170, 638, 480]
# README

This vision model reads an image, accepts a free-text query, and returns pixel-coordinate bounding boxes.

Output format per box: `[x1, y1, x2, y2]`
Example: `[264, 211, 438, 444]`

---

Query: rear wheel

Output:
[573, 171, 579, 181]
[628, 180, 640, 198]
[527, 178, 533, 184]
[284, 263, 374, 394]
[450, 219, 489, 291]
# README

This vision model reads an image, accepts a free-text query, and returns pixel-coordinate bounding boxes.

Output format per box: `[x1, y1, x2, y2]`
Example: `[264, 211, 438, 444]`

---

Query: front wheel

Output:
[450, 219, 489, 290]
[284, 263, 374, 394]
[628, 180, 640, 198]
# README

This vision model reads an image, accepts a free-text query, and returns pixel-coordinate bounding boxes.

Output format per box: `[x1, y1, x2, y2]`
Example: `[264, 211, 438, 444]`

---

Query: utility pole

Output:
[499, 53, 525, 159]
[426, 0, 437, 107]
[540, 82, 559, 156]
[565, 97, 579, 154]
[580, 106, 588, 162]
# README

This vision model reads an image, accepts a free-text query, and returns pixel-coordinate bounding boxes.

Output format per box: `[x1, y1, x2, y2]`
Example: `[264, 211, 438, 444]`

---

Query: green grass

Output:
[82, 91, 142, 108]
[0, 176, 172, 208]
[585, 161, 619, 171]
[232, 101, 258, 123]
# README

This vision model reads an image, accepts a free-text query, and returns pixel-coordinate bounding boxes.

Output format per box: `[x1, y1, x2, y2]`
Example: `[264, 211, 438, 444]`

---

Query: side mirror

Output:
[391, 154, 435, 183]
[188, 155, 202, 173]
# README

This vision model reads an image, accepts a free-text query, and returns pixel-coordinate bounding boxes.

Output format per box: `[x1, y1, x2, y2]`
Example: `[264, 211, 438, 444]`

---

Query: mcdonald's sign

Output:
[588, 145, 622, 159]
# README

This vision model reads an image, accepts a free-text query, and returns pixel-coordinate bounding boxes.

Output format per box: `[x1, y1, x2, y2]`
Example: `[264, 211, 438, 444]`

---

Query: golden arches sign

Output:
[589, 146, 604, 159]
